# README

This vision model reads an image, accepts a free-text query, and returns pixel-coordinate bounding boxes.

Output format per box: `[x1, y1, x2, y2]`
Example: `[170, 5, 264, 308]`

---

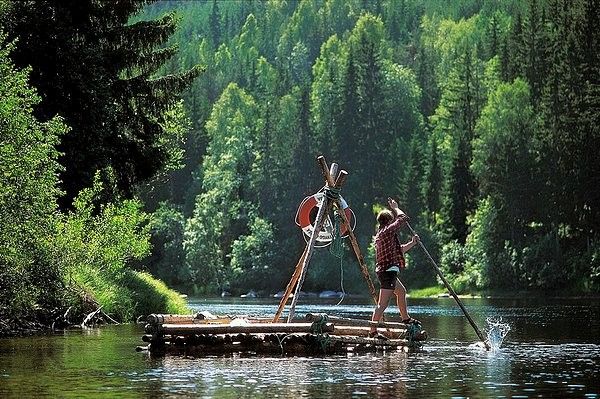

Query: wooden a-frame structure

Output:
[273, 155, 379, 322]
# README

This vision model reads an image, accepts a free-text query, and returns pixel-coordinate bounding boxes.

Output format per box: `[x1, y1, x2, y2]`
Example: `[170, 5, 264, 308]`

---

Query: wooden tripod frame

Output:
[273, 155, 379, 322]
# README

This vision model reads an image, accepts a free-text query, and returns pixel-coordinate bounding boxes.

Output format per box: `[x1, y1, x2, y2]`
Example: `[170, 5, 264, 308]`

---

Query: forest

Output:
[1, 0, 599, 331]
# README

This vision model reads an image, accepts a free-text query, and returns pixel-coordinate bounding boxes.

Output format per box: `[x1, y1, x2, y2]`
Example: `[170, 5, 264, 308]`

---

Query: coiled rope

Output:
[323, 185, 341, 200]
[407, 322, 423, 347]
[310, 314, 331, 353]
[329, 209, 346, 306]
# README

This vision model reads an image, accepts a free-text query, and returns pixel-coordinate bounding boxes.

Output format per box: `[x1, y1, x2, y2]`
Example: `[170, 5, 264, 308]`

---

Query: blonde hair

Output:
[376, 209, 394, 230]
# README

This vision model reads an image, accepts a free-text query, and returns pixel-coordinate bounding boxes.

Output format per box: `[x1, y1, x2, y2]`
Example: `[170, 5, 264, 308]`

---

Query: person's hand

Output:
[412, 234, 420, 243]
[387, 197, 398, 209]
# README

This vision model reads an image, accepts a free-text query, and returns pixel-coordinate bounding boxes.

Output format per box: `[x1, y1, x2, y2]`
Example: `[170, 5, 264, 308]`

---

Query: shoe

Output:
[401, 317, 420, 325]
[367, 331, 388, 340]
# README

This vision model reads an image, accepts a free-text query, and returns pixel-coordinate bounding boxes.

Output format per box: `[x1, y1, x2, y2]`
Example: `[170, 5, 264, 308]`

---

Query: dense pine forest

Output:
[1, 0, 599, 331]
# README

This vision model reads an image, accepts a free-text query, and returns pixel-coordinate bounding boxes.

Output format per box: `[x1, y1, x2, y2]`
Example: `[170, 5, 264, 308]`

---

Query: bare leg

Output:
[370, 288, 394, 333]
[394, 278, 410, 320]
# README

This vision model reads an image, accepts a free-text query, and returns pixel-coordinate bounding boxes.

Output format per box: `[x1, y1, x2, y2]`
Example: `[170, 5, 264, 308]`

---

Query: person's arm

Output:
[401, 234, 420, 253]
[383, 197, 409, 233]
[387, 197, 405, 217]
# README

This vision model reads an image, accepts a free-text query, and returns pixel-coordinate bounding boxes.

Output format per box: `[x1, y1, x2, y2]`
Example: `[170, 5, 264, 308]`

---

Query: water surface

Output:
[0, 297, 598, 398]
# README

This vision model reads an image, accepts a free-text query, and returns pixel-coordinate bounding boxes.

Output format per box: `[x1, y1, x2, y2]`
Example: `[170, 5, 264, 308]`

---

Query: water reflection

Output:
[0, 297, 598, 398]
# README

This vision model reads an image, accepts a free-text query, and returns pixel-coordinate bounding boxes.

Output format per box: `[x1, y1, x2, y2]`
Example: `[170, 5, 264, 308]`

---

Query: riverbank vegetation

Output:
[0, 0, 195, 334]
[1, 0, 598, 334]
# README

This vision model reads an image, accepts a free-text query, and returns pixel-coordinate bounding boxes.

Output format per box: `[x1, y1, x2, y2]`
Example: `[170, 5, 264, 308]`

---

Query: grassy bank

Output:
[70, 267, 189, 322]
[408, 286, 448, 298]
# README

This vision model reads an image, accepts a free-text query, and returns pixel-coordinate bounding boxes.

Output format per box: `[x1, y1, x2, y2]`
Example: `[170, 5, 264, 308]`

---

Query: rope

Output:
[406, 322, 423, 348]
[310, 314, 331, 353]
[275, 333, 292, 355]
[324, 185, 341, 200]
[329, 210, 346, 306]
[334, 256, 345, 306]
[329, 210, 344, 258]
[309, 313, 329, 334]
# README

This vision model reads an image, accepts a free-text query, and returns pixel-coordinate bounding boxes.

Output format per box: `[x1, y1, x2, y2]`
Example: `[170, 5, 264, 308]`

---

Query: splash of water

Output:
[485, 317, 511, 351]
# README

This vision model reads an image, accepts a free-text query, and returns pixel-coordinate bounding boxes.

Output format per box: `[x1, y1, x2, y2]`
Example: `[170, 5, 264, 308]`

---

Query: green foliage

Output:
[5, 0, 596, 311]
[146, 202, 190, 288]
[184, 83, 263, 292]
[2, 0, 202, 207]
[52, 174, 161, 320]
[125, 271, 189, 316]
[0, 32, 66, 320]
[230, 216, 275, 292]
[439, 240, 484, 293]
[0, 27, 189, 330]
[54, 174, 151, 279]
[136, 0, 599, 295]
[408, 286, 447, 298]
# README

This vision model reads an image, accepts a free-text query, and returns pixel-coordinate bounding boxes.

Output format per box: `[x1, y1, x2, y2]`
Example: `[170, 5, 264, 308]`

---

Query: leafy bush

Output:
[439, 240, 485, 293]
[52, 175, 187, 320]
[229, 215, 276, 292]
[147, 202, 191, 288]
[53, 175, 150, 281]
[125, 271, 189, 316]
[0, 32, 66, 320]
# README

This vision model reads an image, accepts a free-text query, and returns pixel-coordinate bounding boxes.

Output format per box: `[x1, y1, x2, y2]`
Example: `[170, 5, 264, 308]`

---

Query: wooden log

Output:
[328, 162, 338, 182]
[81, 306, 103, 328]
[147, 313, 231, 325]
[146, 332, 421, 356]
[157, 322, 335, 335]
[305, 313, 408, 330]
[142, 334, 154, 343]
[329, 335, 409, 347]
[332, 325, 407, 339]
[317, 156, 334, 185]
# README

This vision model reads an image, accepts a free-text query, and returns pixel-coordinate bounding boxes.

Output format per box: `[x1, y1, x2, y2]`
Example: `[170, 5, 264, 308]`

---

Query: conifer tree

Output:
[424, 138, 442, 225]
[209, 0, 221, 47]
[3, 0, 202, 208]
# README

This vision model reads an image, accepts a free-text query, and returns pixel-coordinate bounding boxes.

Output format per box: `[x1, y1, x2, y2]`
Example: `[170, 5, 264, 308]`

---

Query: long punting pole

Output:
[405, 222, 490, 350]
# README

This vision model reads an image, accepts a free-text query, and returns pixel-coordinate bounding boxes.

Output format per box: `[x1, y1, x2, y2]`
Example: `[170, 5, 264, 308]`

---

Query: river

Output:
[0, 296, 598, 398]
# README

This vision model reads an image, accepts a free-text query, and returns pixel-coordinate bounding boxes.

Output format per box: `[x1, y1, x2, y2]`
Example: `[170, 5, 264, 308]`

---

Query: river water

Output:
[0, 296, 598, 398]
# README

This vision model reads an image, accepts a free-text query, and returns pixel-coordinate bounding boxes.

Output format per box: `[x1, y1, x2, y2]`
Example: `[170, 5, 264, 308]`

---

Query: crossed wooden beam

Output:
[273, 155, 379, 322]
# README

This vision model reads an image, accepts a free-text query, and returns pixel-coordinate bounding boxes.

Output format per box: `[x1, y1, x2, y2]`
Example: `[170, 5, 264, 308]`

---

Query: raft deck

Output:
[139, 312, 427, 356]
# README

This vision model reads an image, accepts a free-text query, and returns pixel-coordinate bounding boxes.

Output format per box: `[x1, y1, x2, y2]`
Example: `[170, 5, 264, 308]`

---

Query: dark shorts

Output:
[377, 270, 398, 290]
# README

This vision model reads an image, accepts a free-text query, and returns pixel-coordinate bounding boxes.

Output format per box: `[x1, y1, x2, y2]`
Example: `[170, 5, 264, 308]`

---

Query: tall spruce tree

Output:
[209, 0, 221, 48]
[3, 0, 202, 208]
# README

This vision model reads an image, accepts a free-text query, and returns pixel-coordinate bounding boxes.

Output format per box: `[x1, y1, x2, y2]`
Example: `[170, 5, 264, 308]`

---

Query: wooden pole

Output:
[287, 169, 347, 322]
[405, 221, 491, 350]
[328, 162, 338, 183]
[335, 208, 378, 303]
[317, 156, 378, 304]
[273, 246, 308, 322]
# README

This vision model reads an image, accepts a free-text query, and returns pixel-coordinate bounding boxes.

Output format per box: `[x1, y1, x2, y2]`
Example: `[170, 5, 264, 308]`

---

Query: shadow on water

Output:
[0, 296, 598, 398]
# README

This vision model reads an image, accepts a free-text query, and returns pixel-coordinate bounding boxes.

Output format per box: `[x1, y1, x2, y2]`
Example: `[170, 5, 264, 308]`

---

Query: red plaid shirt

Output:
[375, 214, 409, 273]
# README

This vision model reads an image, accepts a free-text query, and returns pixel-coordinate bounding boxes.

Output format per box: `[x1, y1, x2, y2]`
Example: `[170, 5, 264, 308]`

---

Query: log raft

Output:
[139, 312, 427, 356]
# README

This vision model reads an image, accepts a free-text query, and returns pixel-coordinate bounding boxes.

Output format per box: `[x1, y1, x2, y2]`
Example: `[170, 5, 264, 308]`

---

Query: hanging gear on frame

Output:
[295, 189, 356, 247]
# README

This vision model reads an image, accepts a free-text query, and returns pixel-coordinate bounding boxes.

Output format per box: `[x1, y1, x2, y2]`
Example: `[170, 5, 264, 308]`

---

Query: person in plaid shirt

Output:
[369, 197, 420, 339]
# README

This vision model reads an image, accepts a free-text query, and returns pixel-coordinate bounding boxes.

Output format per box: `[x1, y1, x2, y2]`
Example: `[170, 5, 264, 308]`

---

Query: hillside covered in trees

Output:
[1, 0, 599, 331]
[139, 0, 599, 296]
